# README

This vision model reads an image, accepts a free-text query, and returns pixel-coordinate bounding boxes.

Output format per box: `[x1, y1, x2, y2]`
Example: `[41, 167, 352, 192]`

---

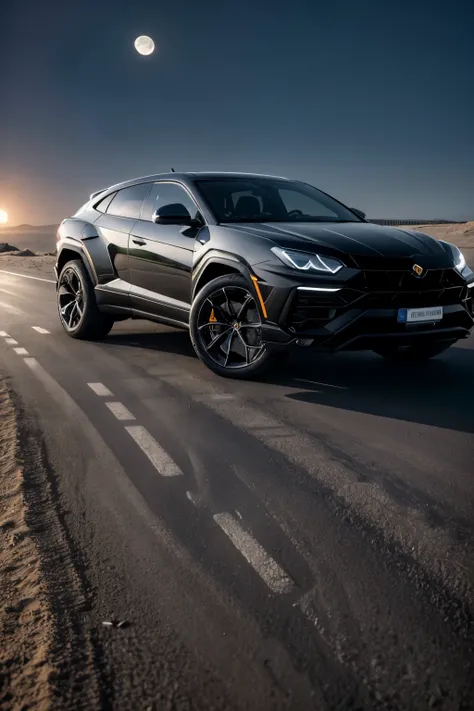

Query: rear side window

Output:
[107, 184, 151, 219]
[94, 192, 116, 213]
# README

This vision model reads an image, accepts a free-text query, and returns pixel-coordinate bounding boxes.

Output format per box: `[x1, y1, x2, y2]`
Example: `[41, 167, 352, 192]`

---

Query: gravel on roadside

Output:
[0, 377, 53, 711]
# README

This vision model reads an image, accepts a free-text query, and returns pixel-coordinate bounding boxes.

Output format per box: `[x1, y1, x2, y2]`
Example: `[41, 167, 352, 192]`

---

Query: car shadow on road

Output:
[265, 345, 474, 434]
[106, 327, 473, 434]
[106, 329, 195, 358]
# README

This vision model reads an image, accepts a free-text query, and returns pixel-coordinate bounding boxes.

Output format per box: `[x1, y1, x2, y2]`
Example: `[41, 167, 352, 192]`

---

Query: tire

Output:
[57, 259, 114, 340]
[373, 342, 453, 362]
[189, 274, 282, 379]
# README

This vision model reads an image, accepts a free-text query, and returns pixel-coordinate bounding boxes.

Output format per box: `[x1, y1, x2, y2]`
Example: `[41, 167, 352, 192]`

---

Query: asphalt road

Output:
[1, 265, 473, 711]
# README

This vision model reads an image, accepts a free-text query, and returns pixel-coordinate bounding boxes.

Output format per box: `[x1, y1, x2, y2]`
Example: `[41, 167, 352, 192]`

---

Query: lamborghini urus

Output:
[55, 172, 474, 378]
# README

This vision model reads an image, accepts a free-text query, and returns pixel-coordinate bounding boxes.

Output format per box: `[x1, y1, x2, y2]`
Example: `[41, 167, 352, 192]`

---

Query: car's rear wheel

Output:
[190, 274, 281, 379]
[57, 259, 114, 339]
[373, 342, 453, 362]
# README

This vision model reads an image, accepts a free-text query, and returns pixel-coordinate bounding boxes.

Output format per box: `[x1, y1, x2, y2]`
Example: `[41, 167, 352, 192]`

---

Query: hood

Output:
[231, 221, 454, 268]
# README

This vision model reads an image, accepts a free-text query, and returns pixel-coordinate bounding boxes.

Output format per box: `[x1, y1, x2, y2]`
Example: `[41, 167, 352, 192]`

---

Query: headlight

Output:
[453, 246, 466, 273]
[271, 247, 344, 274]
[441, 241, 467, 274]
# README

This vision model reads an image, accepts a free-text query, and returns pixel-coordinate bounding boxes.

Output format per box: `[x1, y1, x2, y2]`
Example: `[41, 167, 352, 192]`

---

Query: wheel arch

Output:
[56, 244, 97, 285]
[192, 256, 251, 300]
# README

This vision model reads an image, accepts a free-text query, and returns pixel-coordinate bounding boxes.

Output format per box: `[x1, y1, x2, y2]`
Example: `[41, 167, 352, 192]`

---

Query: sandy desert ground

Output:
[0, 381, 53, 710]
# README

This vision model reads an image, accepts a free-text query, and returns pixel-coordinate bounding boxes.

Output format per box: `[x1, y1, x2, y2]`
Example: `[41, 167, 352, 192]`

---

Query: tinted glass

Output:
[141, 182, 199, 222]
[195, 178, 360, 223]
[228, 190, 263, 212]
[107, 184, 151, 219]
[278, 188, 338, 219]
[94, 192, 116, 213]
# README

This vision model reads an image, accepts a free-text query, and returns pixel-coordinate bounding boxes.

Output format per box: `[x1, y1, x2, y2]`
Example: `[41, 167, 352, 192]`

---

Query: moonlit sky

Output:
[1, 0, 473, 225]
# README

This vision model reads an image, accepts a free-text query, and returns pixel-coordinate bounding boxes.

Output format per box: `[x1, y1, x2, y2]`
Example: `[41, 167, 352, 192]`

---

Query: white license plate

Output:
[397, 306, 443, 323]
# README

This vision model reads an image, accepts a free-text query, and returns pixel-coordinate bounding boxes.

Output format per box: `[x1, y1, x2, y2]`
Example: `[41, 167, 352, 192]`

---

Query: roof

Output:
[186, 172, 290, 180]
[96, 171, 290, 198]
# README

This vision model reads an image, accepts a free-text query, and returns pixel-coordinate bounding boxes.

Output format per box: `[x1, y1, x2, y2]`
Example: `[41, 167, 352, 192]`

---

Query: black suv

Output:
[55, 172, 474, 378]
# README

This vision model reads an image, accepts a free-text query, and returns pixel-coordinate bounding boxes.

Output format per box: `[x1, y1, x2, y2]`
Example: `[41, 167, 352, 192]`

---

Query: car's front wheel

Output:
[373, 342, 453, 362]
[190, 274, 281, 379]
[57, 259, 114, 339]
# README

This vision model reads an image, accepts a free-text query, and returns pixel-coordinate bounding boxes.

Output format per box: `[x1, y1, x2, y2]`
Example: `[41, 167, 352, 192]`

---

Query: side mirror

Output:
[152, 203, 195, 225]
[351, 207, 366, 220]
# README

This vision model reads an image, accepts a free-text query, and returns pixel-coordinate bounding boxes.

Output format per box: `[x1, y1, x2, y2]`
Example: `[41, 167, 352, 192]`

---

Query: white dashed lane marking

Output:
[13, 347, 29, 356]
[16, 365, 297, 597]
[87, 382, 113, 397]
[125, 425, 182, 477]
[5, 338, 18, 346]
[105, 401, 136, 421]
[0, 331, 10, 337]
[32, 326, 51, 334]
[0, 270, 56, 284]
[213, 512, 295, 594]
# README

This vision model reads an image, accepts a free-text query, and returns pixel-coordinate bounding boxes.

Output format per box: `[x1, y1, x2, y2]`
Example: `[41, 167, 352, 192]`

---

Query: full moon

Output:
[0, 209, 8, 224]
[134, 35, 155, 56]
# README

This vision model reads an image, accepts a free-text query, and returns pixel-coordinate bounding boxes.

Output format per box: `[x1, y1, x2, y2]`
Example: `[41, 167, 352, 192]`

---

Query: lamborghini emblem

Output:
[412, 264, 424, 277]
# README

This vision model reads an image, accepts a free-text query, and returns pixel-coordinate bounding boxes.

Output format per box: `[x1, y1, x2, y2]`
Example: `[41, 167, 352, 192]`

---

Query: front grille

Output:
[347, 267, 465, 310]
[363, 288, 464, 308]
[349, 267, 463, 292]
[286, 268, 468, 333]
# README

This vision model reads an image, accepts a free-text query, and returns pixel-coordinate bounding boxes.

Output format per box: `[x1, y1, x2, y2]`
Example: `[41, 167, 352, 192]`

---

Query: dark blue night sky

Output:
[1, 0, 473, 224]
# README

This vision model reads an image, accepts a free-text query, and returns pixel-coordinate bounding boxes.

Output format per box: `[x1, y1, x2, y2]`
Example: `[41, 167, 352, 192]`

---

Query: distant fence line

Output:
[368, 219, 463, 226]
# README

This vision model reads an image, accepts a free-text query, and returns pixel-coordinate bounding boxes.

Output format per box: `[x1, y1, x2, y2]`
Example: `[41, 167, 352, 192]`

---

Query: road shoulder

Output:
[0, 255, 56, 281]
[0, 375, 53, 709]
[0, 373, 100, 710]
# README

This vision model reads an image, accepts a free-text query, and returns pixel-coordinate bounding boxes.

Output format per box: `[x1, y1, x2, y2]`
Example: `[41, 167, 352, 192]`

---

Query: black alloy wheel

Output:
[190, 274, 279, 378]
[57, 260, 114, 339]
[58, 266, 85, 331]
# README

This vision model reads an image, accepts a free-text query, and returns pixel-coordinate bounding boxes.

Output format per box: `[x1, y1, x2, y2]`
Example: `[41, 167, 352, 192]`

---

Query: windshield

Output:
[194, 177, 362, 224]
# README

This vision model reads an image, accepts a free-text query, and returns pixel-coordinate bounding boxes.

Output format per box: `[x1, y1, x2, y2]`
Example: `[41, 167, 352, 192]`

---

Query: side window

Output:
[141, 182, 199, 222]
[107, 184, 151, 219]
[94, 192, 116, 213]
[278, 188, 338, 218]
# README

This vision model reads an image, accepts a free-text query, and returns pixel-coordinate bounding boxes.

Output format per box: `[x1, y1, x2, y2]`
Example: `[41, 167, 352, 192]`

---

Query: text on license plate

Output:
[397, 306, 443, 323]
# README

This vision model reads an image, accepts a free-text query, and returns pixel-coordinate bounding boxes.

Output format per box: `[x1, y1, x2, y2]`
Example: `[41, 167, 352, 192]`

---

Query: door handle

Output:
[132, 237, 146, 246]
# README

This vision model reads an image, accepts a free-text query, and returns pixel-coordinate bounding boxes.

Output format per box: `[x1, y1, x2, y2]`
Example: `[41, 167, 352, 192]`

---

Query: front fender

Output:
[192, 251, 254, 299]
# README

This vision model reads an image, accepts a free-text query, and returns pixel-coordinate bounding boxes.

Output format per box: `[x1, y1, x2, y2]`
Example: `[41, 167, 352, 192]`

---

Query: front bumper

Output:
[253, 265, 474, 352]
